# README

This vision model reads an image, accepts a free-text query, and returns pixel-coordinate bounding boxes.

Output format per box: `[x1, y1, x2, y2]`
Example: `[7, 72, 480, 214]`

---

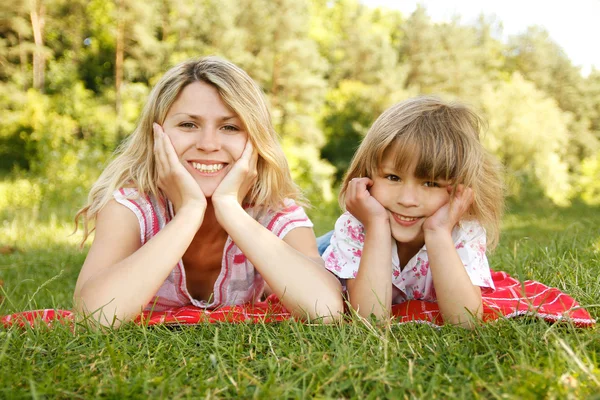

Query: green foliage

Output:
[0, 179, 42, 217]
[319, 80, 410, 183]
[576, 153, 600, 206]
[0, 0, 599, 210]
[480, 73, 573, 205]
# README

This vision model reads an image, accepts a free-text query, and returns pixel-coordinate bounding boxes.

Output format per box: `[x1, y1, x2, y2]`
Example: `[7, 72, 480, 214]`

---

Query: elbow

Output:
[443, 307, 483, 329]
[291, 295, 345, 324]
[73, 291, 127, 329]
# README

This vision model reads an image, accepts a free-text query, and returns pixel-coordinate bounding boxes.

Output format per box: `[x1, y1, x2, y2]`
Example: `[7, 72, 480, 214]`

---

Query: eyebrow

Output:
[170, 113, 239, 121]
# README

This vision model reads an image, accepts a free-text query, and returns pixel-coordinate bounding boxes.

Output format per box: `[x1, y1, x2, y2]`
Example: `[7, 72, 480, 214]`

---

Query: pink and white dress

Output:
[322, 212, 495, 303]
[113, 188, 313, 311]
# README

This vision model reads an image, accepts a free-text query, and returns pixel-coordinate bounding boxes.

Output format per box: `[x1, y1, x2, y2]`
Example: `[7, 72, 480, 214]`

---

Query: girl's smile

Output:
[391, 212, 421, 227]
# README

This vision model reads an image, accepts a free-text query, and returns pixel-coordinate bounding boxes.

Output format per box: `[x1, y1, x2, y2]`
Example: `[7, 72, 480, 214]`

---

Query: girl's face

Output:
[369, 150, 451, 249]
[162, 81, 248, 197]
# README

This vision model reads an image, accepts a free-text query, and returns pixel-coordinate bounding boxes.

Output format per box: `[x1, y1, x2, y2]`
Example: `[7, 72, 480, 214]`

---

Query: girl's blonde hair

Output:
[340, 96, 504, 249]
[76, 56, 301, 243]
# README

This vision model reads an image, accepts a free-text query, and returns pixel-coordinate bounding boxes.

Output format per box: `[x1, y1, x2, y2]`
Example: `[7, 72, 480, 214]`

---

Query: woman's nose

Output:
[195, 128, 221, 152]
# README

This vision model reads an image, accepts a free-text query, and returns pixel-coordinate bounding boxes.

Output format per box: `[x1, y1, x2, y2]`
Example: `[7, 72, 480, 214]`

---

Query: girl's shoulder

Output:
[455, 219, 486, 241]
[331, 211, 365, 245]
[334, 211, 364, 231]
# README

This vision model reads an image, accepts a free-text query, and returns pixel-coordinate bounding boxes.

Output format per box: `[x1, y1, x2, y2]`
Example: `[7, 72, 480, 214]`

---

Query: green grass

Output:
[1, 195, 599, 398]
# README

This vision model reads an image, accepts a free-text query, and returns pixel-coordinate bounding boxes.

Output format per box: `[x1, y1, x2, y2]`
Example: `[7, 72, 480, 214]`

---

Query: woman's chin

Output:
[196, 182, 219, 198]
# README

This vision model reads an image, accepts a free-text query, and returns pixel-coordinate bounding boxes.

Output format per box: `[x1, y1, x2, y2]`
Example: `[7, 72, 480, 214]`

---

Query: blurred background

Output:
[1, 0, 599, 236]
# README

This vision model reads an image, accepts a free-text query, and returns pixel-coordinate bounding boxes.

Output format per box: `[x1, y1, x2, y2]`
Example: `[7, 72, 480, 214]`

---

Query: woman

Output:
[74, 56, 342, 327]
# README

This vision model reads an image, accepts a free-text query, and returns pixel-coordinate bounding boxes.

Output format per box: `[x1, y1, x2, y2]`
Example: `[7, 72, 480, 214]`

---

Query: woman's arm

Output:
[212, 142, 343, 322]
[74, 124, 206, 327]
[214, 200, 344, 322]
[424, 185, 482, 328]
[73, 201, 205, 327]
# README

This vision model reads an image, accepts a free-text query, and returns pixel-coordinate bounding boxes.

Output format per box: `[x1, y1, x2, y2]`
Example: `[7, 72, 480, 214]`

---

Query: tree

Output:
[480, 73, 572, 205]
[506, 27, 598, 165]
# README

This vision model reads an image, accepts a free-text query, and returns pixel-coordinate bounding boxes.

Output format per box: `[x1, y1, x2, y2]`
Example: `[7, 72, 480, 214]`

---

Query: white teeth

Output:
[191, 162, 224, 173]
[396, 214, 418, 221]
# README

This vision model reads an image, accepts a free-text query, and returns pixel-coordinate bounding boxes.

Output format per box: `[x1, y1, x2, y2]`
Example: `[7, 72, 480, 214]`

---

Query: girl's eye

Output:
[179, 122, 197, 129]
[385, 175, 400, 182]
[424, 181, 440, 188]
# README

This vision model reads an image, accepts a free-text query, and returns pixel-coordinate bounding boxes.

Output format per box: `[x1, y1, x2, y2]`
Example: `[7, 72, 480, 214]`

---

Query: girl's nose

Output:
[396, 185, 419, 207]
[195, 128, 221, 152]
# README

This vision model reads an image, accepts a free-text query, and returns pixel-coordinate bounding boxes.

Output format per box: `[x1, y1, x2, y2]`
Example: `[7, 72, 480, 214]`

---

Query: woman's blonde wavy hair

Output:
[340, 96, 505, 250]
[76, 56, 302, 243]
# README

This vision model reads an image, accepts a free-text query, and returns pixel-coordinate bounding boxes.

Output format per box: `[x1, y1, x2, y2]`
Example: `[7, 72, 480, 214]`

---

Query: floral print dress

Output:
[322, 212, 495, 303]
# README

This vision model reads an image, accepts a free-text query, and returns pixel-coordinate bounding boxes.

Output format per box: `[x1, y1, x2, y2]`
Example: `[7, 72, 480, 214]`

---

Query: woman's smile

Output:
[188, 161, 227, 175]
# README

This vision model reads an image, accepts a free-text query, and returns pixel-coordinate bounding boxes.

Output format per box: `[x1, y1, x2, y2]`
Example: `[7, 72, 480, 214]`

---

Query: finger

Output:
[153, 123, 169, 174]
[453, 185, 474, 215]
[347, 177, 360, 200]
[239, 139, 254, 164]
[354, 178, 372, 199]
[462, 187, 475, 207]
[249, 145, 259, 176]
[158, 126, 181, 168]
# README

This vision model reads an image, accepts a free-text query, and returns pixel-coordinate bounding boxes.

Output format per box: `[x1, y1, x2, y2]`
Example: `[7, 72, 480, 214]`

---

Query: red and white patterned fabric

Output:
[1, 271, 595, 328]
[113, 188, 313, 311]
[391, 270, 595, 327]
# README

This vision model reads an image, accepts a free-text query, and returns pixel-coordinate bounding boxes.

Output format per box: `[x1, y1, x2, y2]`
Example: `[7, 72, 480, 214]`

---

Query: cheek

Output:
[368, 181, 387, 204]
[432, 191, 451, 209]
[163, 130, 187, 156]
[225, 134, 249, 160]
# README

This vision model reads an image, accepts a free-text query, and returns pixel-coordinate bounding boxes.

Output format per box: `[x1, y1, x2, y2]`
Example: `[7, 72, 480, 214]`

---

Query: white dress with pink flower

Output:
[321, 212, 495, 303]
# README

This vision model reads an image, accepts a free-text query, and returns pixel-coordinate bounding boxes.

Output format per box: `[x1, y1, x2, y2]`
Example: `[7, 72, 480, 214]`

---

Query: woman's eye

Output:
[424, 181, 440, 188]
[179, 122, 197, 129]
[221, 125, 240, 132]
[385, 175, 400, 182]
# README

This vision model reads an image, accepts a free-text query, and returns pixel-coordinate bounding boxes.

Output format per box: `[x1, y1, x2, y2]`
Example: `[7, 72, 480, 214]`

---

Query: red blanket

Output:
[2, 271, 595, 328]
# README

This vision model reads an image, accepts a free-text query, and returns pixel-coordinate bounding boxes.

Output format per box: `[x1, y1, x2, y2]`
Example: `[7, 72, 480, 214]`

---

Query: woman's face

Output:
[161, 81, 248, 197]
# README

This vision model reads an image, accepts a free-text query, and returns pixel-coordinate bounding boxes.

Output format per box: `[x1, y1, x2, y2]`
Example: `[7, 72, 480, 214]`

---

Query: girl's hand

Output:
[345, 177, 389, 228]
[153, 123, 207, 213]
[423, 184, 474, 234]
[212, 139, 258, 206]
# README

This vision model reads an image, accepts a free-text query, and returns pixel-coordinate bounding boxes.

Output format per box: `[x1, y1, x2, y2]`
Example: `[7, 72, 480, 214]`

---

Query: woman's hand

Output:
[345, 177, 389, 228]
[153, 123, 207, 214]
[212, 139, 258, 206]
[423, 184, 474, 235]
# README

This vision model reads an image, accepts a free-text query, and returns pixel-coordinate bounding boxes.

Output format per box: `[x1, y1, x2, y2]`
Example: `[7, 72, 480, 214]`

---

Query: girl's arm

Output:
[212, 142, 343, 322]
[424, 185, 482, 328]
[344, 178, 393, 319]
[73, 124, 207, 327]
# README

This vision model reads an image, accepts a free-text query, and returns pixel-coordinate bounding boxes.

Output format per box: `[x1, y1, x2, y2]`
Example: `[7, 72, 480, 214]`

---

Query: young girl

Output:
[321, 96, 504, 327]
[74, 56, 342, 327]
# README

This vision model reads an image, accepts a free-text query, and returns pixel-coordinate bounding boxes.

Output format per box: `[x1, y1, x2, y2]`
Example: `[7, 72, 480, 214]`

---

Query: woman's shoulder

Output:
[246, 198, 304, 217]
[112, 187, 164, 206]
[246, 198, 313, 234]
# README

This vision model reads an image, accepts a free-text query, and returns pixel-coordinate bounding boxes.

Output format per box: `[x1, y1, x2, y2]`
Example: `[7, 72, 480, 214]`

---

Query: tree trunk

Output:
[115, 0, 125, 136]
[29, 0, 46, 92]
[17, 30, 28, 90]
